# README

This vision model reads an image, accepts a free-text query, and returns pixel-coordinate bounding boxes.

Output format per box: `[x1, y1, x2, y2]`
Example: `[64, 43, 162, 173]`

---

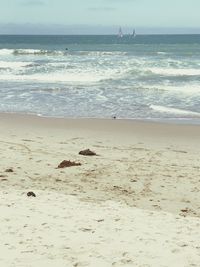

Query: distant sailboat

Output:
[132, 29, 136, 38]
[118, 27, 123, 38]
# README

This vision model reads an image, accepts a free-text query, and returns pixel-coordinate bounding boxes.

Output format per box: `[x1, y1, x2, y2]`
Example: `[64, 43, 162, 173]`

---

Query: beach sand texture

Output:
[0, 113, 200, 267]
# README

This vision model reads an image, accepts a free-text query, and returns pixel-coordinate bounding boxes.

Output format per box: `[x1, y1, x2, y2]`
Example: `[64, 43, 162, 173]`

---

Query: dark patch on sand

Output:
[79, 149, 97, 156]
[27, 191, 36, 197]
[5, 168, 14, 173]
[57, 160, 81, 168]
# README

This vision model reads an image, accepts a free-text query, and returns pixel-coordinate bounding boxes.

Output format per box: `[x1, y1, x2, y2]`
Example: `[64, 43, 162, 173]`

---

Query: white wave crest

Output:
[0, 48, 128, 57]
[150, 105, 200, 117]
[157, 52, 168, 55]
[0, 68, 117, 83]
[0, 48, 64, 56]
[13, 49, 64, 56]
[147, 84, 200, 94]
[0, 49, 13, 55]
[0, 61, 33, 69]
[149, 67, 200, 76]
[80, 51, 127, 56]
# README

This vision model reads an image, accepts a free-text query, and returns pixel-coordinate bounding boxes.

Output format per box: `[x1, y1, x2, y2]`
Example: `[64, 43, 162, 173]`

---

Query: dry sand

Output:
[0, 113, 200, 267]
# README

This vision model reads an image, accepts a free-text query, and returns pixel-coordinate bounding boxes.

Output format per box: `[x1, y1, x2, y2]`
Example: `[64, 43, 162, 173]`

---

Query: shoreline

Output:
[1, 110, 200, 126]
[0, 112, 200, 144]
[1, 111, 200, 128]
[0, 112, 200, 266]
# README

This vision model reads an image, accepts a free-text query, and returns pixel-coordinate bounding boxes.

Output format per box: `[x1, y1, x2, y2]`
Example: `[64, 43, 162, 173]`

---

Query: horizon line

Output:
[1, 33, 200, 36]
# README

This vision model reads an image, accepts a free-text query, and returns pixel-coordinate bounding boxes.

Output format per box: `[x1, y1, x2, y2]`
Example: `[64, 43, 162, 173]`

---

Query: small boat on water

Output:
[117, 27, 136, 38]
[118, 27, 123, 38]
[132, 29, 136, 38]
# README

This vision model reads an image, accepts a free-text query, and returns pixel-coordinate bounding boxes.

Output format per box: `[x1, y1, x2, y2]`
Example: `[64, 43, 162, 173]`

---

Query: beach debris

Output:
[79, 228, 93, 232]
[27, 191, 36, 197]
[181, 208, 189, 213]
[130, 179, 137, 183]
[57, 160, 81, 168]
[79, 149, 97, 156]
[5, 168, 14, 173]
[96, 219, 104, 222]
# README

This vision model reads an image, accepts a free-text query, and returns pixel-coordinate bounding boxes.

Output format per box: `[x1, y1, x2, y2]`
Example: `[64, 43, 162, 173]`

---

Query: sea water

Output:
[0, 34, 200, 122]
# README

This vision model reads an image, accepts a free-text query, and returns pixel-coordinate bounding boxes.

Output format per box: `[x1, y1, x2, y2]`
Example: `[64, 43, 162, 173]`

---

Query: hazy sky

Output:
[0, 0, 200, 34]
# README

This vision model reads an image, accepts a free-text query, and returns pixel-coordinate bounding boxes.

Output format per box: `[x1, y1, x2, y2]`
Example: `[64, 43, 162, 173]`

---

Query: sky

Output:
[0, 0, 200, 34]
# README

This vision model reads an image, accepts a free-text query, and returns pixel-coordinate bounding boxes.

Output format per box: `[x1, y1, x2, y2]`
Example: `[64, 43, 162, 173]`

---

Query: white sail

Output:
[132, 29, 136, 37]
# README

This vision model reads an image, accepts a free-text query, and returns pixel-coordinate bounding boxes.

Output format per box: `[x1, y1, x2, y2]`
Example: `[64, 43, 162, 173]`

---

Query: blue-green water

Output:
[0, 34, 200, 121]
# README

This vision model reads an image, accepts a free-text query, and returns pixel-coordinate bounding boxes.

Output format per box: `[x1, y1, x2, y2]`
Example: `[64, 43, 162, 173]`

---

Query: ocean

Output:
[0, 34, 200, 123]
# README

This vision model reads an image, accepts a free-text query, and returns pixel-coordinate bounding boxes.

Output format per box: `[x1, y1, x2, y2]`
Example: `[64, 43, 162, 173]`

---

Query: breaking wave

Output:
[0, 61, 33, 69]
[149, 67, 200, 76]
[150, 105, 200, 117]
[0, 48, 128, 57]
[13, 49, 64, 56]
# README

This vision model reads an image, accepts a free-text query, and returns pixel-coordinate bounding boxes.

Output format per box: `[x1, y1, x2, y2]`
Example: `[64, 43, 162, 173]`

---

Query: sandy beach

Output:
[0, 113, 200, 267]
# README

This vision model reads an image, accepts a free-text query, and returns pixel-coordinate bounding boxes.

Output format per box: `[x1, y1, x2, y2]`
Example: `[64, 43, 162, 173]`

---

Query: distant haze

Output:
[0, 24, 200, 35]
[0, 0, 200, 34]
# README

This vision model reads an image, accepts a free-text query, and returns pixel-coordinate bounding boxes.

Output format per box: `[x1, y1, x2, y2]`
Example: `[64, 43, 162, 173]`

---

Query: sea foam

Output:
[150, 105, 200, 117]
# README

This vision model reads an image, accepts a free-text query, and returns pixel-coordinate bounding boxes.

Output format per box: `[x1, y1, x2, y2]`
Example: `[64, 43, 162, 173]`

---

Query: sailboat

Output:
[132, 29, 136, 38]
[118, 27, 123, 38]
